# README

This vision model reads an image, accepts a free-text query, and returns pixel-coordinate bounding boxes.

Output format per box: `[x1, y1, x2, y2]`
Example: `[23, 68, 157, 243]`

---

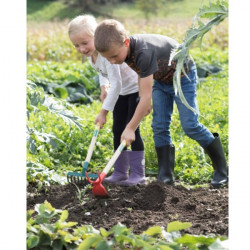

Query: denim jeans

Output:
[152, 64, 214, 148]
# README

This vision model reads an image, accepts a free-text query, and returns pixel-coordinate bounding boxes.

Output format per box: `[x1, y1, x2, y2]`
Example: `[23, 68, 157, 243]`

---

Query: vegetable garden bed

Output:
[27, 181, 228, 236]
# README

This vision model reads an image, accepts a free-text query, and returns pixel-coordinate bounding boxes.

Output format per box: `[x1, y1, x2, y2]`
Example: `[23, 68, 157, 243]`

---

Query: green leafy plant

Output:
[27, 201, 81, 249]
[27, 46, 228, 187]
[27, 61, 99, 104]
[169, 0, 228, 112]
[27, 80, 85, 186]
[27, 201, 228, 249]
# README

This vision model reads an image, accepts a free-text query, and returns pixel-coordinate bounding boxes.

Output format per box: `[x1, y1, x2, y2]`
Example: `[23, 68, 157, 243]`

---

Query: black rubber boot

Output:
[204, 133, 228, 188]
[155, 144, 175, 184]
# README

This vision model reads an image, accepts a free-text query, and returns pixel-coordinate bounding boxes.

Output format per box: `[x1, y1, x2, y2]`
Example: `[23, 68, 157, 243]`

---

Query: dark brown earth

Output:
[27, 181, 228, 236]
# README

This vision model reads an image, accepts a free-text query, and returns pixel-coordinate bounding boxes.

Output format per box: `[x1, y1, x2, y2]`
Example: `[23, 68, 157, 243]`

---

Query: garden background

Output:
[1, 0, 250, 249]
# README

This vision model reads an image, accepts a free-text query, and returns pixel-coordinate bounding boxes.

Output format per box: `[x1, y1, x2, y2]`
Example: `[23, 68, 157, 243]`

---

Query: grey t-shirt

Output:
[125, 34, 192, 84]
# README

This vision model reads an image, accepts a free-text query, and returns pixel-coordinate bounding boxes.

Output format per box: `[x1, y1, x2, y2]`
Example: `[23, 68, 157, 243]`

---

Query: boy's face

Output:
[99, 38, 130, 64]
[69, 31, 95, 57]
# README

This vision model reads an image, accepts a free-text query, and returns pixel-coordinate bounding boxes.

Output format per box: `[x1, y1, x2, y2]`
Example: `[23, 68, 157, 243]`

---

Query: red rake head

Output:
[85, 172, 108, 197]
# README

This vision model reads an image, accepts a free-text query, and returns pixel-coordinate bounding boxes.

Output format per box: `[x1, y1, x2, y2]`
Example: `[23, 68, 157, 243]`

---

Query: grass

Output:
[108, 0, 206, 20]
[27, 0, 82, 21]
[27, 0, 208, 22]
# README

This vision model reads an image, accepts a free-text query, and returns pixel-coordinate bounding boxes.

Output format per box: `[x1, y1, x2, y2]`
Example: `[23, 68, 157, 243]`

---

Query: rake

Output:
[67, 124, 100, 184]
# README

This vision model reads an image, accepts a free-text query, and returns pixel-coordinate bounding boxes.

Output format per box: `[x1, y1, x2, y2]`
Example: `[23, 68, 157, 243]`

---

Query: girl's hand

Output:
[95, 110, 108, 128]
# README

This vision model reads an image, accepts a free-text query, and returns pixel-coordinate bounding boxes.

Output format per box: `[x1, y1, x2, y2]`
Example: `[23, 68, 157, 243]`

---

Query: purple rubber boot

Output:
[119, 151, 146, 186]
[103, 150, 129, 184]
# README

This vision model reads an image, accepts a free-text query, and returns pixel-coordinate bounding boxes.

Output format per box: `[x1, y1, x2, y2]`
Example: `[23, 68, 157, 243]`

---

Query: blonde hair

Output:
[68, 15, 97, 37]
[94, 19, 128, 52]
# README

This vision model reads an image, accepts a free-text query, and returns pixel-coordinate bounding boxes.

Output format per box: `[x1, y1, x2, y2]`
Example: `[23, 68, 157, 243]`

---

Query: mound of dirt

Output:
[27, 181, 228, 236]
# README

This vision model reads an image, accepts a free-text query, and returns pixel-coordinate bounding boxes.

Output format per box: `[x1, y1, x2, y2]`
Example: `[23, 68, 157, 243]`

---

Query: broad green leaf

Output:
[76, 225, 100, 236]
[78, 235, 103, 250]
[115, 234, 136, 246]
[52, 239, 63, 250]
[96, 240, 112, 250]
[44, 200, 56, 213]
[27, 209, 34, 221]
[100, 227, 110, 237]
[175, 234, 216, 246]
[208, 238, 229, 250]
[40, 223, 56, 235]
[133, 238, 154, 249]
[38, 232, 51, 246]
[27, 235, 39, 248]
[158, 245, 173, 250]
[54, 87, 68, 99]
[59, 210, 68, 222]
[110, 222, 130, 236]
[64, 233, 81, 243]
[142, 225, 162, 236]
[167, 221, 192, 232]
[28, 225, 40, 234]
[63, 221, 78, 228]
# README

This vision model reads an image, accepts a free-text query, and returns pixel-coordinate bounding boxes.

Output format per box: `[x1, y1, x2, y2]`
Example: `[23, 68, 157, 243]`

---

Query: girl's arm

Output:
[95, 59, 122, 128]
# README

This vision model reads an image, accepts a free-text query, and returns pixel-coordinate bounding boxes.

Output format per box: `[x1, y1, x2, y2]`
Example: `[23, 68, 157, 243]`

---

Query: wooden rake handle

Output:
[84, 124, 100, 163]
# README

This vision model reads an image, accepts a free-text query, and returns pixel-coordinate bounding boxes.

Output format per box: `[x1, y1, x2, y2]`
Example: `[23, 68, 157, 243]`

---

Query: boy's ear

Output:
[124, 38, 130, 47]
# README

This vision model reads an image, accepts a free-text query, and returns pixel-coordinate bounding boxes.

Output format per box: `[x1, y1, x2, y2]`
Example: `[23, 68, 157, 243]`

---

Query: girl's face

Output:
[69, 31, 95, 57]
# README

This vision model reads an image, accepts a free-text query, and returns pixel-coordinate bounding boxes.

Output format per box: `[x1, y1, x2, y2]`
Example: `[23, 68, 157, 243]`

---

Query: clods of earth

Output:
[27, 181, 228, 236]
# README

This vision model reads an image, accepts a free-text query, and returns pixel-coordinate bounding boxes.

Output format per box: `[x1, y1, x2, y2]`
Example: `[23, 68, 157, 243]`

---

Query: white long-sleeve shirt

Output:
[88, 54, 138, 111]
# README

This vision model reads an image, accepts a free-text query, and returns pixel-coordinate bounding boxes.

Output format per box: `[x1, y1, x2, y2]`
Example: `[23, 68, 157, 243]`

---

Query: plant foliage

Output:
[27, 61, 99, 104]
[169, 0, 228, 112]
[27, 201, 228, 249]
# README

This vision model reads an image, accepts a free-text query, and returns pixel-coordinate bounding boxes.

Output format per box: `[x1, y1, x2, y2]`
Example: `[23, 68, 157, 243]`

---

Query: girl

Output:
[68, 15, 146, 186]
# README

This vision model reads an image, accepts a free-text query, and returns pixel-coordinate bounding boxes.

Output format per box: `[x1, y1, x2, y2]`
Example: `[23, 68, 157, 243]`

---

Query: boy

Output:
[94, 19, 228, 188]
[68, 15, 146, 186]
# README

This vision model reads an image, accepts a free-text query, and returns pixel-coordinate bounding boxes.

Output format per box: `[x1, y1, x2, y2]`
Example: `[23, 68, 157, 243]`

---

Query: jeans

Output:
[152, 64, 214, 148]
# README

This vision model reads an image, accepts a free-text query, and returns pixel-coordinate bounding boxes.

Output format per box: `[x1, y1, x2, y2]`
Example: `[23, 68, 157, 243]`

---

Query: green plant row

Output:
[26, 80, 114, 188]
[27, 60, 99, 104]
[27, 201, 228, 250]
[26, 56, 228, 189]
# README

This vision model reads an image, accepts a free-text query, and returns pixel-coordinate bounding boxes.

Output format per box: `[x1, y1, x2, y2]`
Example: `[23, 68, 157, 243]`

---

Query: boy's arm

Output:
[121, 75, 153, 146]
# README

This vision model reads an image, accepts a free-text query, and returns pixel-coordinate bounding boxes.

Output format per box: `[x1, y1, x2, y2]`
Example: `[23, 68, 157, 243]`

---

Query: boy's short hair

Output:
[94, 19, 128, 52]
[68, 15, 97, 37]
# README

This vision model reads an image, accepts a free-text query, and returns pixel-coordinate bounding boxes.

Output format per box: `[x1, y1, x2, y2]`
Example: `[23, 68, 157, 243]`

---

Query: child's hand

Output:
[100, 86, 107, 103]
[95, 109, 108, 128]
[121, 127, 135, 147]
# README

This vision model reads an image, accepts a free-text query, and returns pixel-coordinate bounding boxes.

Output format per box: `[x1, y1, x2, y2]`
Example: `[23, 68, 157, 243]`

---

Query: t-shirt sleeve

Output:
[135, 49, 158, 78]
[101, 59, 122, 112]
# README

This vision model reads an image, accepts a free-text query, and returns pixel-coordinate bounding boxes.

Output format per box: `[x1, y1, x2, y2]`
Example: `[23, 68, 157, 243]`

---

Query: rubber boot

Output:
[155, 144, 175, 184]
[103, 150, 129, 184]
[119, 151, 146, 186]
[204, 133, 228, 188]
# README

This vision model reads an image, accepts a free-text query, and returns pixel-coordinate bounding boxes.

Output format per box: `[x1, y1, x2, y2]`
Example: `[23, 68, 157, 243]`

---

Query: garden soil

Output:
[27, 181, 228, 236]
